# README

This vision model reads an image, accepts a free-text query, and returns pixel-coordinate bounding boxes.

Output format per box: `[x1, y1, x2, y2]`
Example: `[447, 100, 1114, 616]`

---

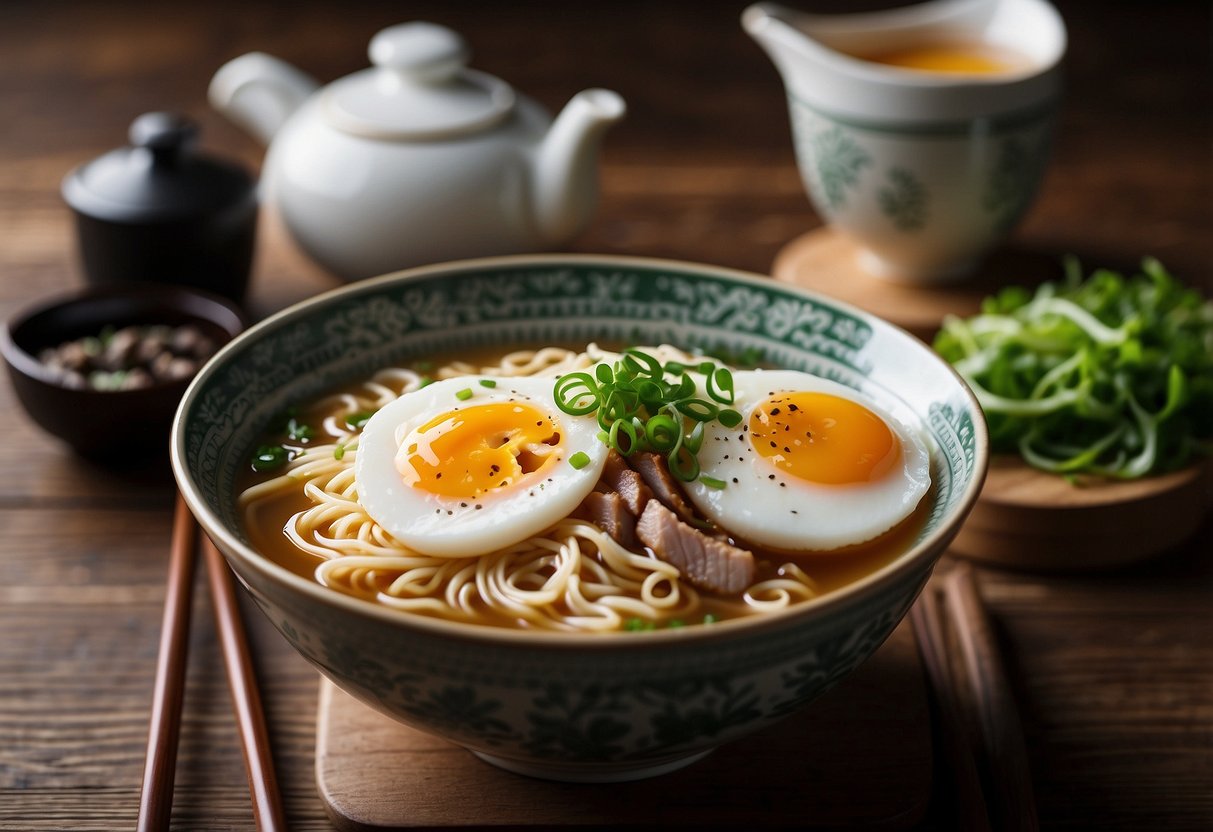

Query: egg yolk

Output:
[749, 391, 899, 485]
[396, 402, 562, 499]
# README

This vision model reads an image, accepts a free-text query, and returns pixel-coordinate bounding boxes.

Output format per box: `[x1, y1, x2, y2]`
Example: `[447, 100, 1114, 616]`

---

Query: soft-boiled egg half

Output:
[355, 376, 607, 557]
[684, 370, 931, 552]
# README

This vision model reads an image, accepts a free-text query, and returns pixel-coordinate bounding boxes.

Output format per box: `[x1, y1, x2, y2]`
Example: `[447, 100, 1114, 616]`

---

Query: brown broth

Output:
[238, 349, 934, 630]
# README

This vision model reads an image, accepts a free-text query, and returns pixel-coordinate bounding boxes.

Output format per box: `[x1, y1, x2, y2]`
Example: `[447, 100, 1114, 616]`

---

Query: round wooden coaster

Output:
[771, 227, 1063, 342]
[950, 457, 1213, 571]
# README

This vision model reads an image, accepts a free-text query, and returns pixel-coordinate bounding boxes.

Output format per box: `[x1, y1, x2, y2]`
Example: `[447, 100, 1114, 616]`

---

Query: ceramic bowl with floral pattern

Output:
[172, 255, 987, 782]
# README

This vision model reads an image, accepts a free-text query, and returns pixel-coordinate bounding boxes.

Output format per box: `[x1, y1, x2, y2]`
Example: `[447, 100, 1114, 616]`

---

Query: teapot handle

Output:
[209, 53, 320, 145]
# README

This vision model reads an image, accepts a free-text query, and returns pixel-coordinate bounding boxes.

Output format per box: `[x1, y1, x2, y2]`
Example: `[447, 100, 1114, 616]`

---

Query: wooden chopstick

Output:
[943, 564, 1039, 832]
[137, 493, 200, 832]
[202, 533, 287, 832]
[910, 578, 993, 832]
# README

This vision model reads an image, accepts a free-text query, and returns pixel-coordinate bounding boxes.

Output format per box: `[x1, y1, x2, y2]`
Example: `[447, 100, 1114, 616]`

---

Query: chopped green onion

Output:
[685, 421, 705, 454]
[609, 418, 639, 456]
[707, 367, 734, 404]
[552, 348, 760, 484]
[623, 348, 664, 379]
[286, 418, 313, 443]
[702, 613, 719, 625]
[479, 378, 497, 388]
[700, 475, 727, 489]
[419, 375, 435, 388]
[645, 413, 681, 452]
[251, 444, 288, 472]
[624, 618, 656, 631]
[934, 257, 1213, 479]
[455, 388, 473, 401]
[345, 411, 375, 430]
[666, 619, 685, 629]
[718, 408, 743, 428]
[569, 451, 591, 470]
[667, 444, 700, 482]
[675, 398, 717, 422]
[554, 372, 600, 415]
[333, 444, 346, 461]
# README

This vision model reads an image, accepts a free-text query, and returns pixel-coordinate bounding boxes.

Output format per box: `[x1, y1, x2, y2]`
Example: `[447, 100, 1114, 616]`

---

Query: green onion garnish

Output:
[345, 411, 375, 430]
[455, 388, 473, 401]
[251, 444, 288, 472]
[479, 378, 497, 388]
[569, 451, 591, 470]
[552, 348, 743, 485]
[419, 375, 435, 388]
[700, 475, 727, 489]
[333, 444, 346, 461]
[934, 257, 1213, 479]
[286, 418, 314, 443]
[703, 613, 719, 625]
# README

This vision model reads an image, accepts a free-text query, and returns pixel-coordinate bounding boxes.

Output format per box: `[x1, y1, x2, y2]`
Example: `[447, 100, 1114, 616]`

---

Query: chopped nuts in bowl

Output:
[2, 283, 244, 462]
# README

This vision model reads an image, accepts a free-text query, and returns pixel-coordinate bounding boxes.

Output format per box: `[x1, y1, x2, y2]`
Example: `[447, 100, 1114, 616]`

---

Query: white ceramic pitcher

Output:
[744, 0, 1066, 284]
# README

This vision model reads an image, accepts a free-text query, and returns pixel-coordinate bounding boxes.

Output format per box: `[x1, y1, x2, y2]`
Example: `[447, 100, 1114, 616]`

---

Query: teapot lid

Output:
[321, 22, 517, 140]
[61, 113, 254, 223]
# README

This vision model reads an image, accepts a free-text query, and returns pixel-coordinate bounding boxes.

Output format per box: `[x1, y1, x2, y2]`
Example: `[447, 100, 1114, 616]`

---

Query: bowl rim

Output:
[173, 253, 989, 650]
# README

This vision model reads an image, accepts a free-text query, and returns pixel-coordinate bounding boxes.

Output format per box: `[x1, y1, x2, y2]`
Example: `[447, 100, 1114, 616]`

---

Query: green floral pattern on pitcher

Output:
[809, 125, 872, 210]
[878, 167, 929, 232]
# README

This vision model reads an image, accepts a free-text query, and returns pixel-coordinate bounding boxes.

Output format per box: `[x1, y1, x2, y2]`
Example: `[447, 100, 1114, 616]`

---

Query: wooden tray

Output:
[316, 621, 932, 830]
[951, 456, 1213, 570]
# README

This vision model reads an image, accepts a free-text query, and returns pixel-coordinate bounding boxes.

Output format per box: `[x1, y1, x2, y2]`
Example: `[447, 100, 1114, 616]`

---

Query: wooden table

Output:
[2, 1, 1209, 829]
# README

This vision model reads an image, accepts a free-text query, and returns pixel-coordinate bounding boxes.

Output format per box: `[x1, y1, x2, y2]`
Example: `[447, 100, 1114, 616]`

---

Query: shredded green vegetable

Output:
[553, 348, 743, 485]
[934, 258, 1213, 479]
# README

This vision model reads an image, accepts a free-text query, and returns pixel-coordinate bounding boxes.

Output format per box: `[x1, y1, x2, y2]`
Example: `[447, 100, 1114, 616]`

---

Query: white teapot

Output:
[209, 22, 625, 280]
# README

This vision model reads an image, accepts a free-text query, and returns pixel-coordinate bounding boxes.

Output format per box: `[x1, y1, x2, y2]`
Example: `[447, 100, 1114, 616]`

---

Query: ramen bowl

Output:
[172, 255, 987, 782]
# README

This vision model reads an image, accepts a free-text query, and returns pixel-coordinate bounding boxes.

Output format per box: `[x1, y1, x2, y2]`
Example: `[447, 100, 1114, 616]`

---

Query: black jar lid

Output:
[61, 112, 254, 224]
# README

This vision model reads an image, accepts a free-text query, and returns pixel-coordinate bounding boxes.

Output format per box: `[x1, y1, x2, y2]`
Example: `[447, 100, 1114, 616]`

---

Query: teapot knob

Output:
[129, 112, 199, 165]
[369, 22, 470, 83]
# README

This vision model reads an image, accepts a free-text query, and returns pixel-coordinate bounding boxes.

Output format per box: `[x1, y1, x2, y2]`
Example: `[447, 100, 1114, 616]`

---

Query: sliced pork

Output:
[627, 452, 697, 523]
[599, 450, 653, 516]
[635, 499, 755, 595]
[578, 490, 636, 549]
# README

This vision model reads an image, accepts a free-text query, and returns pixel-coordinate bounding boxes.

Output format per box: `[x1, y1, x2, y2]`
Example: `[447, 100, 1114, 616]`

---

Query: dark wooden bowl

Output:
[1, 283, 244, 462]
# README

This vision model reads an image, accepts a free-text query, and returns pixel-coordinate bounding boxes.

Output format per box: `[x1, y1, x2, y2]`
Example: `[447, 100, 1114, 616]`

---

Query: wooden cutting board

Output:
[316, 620, 932, 830]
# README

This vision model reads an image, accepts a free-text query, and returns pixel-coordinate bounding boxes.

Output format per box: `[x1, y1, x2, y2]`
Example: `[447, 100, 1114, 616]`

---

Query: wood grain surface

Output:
[2, 1, 1210, 830]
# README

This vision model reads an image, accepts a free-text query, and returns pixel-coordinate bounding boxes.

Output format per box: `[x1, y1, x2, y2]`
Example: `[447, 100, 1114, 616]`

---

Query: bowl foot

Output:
[470, 748, 715, 783]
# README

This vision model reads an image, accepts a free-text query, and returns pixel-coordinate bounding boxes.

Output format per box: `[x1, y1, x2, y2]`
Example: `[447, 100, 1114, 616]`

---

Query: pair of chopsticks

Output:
[136, 493, 286, 831]
[911, 563, 1038, 832]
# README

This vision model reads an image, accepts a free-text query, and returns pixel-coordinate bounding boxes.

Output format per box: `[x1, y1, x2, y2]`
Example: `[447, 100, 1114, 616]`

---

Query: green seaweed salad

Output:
[934, 258, 1213, 479]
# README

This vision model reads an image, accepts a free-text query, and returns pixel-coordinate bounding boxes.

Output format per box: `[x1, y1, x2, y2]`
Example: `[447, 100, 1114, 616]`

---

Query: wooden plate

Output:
[950, 456, 1213, 570]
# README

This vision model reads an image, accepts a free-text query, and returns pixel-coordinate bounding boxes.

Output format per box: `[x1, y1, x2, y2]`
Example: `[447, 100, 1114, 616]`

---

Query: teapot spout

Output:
[532, 89, 626, 245]
[208, 53, 320, 145]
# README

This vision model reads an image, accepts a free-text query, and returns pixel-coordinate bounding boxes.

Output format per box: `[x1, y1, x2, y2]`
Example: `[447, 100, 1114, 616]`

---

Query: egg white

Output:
[355, 376, 607, 557]
[684, 369, 931, 551]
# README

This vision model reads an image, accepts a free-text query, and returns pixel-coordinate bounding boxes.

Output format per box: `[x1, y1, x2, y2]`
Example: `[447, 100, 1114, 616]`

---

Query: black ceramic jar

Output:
[61, 112, 257, 303]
